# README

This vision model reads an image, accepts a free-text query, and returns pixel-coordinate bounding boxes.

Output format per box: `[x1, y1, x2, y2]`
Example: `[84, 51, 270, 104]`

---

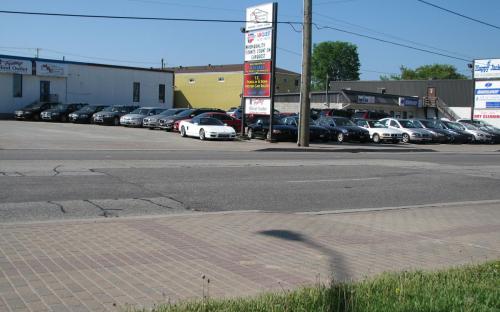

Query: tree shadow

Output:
[258, 229, 351, 282]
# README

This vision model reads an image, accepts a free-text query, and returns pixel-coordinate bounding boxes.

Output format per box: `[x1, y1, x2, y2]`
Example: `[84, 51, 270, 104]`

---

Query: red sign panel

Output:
[244, 73, 271, 97]
[244, 60, 272, 74]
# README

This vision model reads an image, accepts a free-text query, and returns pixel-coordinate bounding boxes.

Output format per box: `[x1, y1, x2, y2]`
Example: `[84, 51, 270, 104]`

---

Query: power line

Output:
[0, 10, 472, 62]
[416, 0, 500, 30]
[0, 10, 302, 25]
[313, 23, 470, 62]
[313, 12, 474, 60]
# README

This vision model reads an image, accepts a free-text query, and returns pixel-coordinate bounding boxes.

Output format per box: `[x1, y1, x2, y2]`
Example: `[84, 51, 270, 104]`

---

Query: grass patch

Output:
[132, 261, 500, 312]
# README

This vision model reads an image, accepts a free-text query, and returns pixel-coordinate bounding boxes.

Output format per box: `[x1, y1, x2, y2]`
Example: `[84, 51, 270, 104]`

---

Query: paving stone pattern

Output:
[0, 203, 499, 311]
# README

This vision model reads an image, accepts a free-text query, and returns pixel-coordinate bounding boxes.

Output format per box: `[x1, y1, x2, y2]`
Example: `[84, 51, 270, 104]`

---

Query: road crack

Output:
[83, 199, 121, 218]
[47, 201, 66, 213]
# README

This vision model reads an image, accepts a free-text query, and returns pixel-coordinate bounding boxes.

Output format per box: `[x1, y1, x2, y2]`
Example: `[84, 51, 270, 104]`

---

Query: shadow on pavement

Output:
[258, 229, 351, 282]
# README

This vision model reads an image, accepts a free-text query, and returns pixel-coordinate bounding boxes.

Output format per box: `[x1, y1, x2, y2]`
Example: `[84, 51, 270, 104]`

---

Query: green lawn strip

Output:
[131, 260, 500, 312]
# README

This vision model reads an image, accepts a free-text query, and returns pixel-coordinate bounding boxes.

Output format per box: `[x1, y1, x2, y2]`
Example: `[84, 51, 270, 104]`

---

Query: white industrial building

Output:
[0, 54, 174, 118]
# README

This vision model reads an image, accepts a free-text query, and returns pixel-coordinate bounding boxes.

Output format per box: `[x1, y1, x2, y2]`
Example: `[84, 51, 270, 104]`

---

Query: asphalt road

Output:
[1, 121, 500, 222]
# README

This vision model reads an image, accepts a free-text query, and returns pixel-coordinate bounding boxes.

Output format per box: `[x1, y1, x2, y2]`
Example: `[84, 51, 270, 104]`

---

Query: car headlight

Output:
[341, 129, 348, 134]
[272, 129, 282, 134]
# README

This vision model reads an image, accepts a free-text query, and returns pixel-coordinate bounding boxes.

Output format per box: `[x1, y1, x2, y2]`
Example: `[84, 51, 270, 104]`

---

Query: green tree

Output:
[311, 41, 360, 90]
[380, 64, 467, 80]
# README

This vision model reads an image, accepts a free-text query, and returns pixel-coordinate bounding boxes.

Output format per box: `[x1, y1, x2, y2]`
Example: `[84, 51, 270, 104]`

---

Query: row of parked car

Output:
[13, 101, 500, 144]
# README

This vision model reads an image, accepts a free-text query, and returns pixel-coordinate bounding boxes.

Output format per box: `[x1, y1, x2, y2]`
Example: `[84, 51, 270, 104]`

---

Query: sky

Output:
[0, 0, 499, 80]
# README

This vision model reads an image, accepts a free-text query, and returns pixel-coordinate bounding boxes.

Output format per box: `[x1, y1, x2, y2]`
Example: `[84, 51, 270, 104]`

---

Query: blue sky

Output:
[0, 0, 499, 80]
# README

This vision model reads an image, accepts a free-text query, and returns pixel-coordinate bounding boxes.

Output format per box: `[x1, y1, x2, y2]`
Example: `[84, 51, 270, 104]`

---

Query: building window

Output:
[133, 82, 140, 102]
[13, 74, 23, 98]
[217, 77, 225, 82]
[188, 78, 195, 84]
[294, 79, 299, 87]
[40, 81, 50, 102]
[159, 84, 165, 103]
[283, 78, 288, 83]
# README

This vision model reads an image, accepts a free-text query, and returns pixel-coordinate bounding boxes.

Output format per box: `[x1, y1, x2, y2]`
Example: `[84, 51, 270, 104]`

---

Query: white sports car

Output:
[179, 116, 236, 140]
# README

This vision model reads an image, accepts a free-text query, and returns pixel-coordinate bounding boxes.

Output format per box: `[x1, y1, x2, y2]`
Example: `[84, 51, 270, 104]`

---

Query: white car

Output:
[356, 119, 403, 143]
[179, 116, 236, 140]
[379, 118, 433, 143]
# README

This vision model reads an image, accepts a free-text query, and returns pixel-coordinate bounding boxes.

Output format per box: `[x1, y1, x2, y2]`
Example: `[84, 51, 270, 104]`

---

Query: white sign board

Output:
[398, 97, 420, 107]
[245, 97, 271, 114]
[0, 57, 32, 75]
[36, 61, 68, 77]
[244, 29, 272, 61]
[246, 3, 273, 31]
[475, 80, 500, 109]
[474, 59, 500, 79]
[357, 95, 375, 104]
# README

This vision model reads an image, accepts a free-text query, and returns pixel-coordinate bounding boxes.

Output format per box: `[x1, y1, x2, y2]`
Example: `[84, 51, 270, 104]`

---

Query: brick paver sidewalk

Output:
[0, 203, 499, 311]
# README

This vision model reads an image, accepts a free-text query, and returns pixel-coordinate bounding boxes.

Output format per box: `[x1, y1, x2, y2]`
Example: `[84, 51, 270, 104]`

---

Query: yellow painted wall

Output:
[174, 71, 300, 110]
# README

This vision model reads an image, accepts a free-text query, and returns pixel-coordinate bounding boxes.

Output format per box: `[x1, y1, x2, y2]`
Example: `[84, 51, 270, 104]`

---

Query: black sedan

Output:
[247, 117, 296, 141]
[69, 105, 109, 123]
[92, 106, 139, 126]
[40, 103, 88, 122]
[14, 101, 59, 121]
[281, 116, 330, 142]
[417, 119, 470, 144]
[316, 116, 370, 143]
[435, 120, 474, 143]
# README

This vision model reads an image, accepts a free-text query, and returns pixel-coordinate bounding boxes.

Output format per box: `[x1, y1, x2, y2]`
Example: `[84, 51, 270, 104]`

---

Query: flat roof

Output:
[0, 54, 174, 74]
[167, 63, 299, 75]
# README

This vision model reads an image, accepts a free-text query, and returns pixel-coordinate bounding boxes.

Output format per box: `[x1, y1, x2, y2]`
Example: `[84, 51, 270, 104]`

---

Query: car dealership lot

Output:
[1, 120, 500, 223]
[1, 120, 499, 311]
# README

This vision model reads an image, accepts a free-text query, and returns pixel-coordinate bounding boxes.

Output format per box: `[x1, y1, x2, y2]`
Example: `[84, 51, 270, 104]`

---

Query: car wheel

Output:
[336, 133, 344, 143]
[180, 126, 187, 137]
[33, 114, 40, 121]
[402, 133, 410, 143]
[372, 133, 380, 143]
[247, 128, 254, 139]
[61, 115, 67, 122]
[199, 129, 206, 140]
[113, 117, 120, 126]
[148, 127, 154, 130]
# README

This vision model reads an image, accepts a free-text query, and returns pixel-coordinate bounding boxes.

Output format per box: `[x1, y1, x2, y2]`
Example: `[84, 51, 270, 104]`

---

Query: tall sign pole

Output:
[268, 2, 278, 142]
[298, 0, 312, 147]
[243, 3, 277, 142]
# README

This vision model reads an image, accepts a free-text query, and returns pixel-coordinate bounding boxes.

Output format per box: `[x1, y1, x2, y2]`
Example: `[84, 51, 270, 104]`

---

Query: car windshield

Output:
[399, 120, 421, 128]
[176, 109, 195, 117]
[159, 109, 183, 117]
[333, 118, 355, 126]
[53, 104, 67, 110]
[80, 106, 101, 113]
[130, 108, 151, 115]
[368, 121, 386, 128]
[422, 120, 443, 129]
[462, 123, 479, 130]
[445, 122, 466, 131]
[197, 118, 224, 126]
[26, 102, 44, 109]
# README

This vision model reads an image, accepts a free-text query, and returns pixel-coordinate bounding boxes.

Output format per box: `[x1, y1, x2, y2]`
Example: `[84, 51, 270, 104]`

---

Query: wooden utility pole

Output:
[298, 0, 312, 146]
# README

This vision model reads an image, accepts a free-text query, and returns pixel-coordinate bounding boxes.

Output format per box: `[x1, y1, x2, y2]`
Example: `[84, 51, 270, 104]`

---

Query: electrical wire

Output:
[0, 9, 472, 62]
[416, 0, 500, 30]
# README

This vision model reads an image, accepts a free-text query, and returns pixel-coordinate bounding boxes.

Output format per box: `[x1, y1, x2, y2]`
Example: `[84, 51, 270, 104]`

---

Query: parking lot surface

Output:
[0, 120, 499, 311]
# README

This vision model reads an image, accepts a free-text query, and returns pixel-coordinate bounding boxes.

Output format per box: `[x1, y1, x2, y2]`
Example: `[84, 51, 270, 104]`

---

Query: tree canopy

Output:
[311, 41, 360, 90]
[381, 64, 467, 80]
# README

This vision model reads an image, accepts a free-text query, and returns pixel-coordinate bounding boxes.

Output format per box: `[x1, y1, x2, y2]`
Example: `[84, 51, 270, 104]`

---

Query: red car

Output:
[196, 112, 242, 130]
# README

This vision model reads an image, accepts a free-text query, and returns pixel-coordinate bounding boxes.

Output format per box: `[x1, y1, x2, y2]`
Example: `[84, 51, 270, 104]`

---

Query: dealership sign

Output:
[245, 98, 271, 114]
[398, 97, 420, 107]
[244, 73, 271, 97]
[475, 80, 500, 109]
[246, 3, 273, 31]
[245, 60, 271, 74]
[357, 95, 375, 104]
[244, 29, 272, 61]
[36, 61, 68, 77]
[0, 57, 32, 75]
[474, 59, 500, 79]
